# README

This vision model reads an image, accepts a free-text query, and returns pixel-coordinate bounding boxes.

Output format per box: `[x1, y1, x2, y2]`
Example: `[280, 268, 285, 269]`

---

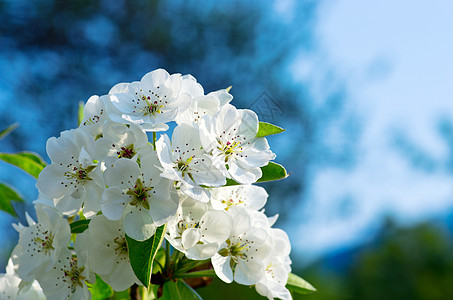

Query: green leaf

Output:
[126, 224, 167, 288]
[224, 162, 288, 186]
[0, 183, 24, 217]
[0, 152, 47, 179]
[88, 274, 114, 300]
[257, 162, 288, 183]
[78, 101, 84, 126]
[256, 122, 285, 138]
[152, 248, 166, 274]
[160, 280, 203, 300]
[286, 273, 316, 294]
[0, 123, 19, 140]
[70, 219, 91, 234]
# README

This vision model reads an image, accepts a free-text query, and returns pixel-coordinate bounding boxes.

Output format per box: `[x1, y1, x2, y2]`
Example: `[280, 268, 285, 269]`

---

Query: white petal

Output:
[123, 207, 157, 241]
[237, 109, 259, 139]
[141, 69, 170, 88]
[109, 82, 130, 94]
[103, 158, 139, 188]
[140, 122, 170, 132]
[211, 253, 233, 284]
[199, 210, 231, 244]
[180, 183, 209, 203]
[228, 162, 261, 184]
[148, 184, 178, 225]
[234, 260, 263, 285]
[109, 93, 137, 114]
[181, 228, 201, 250]
[103, 259, 139, 291]
[181, 74, 204, 97]
[186, 242, 220, 260]
[101, 187, 128, 220]
[36, 164, 68, 198]
[171, 124, 202, 160]
[228, 206, 252, 236]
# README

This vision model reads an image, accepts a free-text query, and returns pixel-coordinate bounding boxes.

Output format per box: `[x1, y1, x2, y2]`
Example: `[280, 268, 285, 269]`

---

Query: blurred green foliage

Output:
[302, 219, 453, 300]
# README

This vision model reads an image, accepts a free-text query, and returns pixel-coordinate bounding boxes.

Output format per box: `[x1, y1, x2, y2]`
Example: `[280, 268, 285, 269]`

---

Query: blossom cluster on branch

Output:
[3, 69, 296, 300]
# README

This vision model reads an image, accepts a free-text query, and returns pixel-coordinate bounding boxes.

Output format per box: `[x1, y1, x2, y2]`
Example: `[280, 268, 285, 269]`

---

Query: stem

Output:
[175, 269, 217, 278]
[165, 240, 171, 271]
[177, 259, 210, 274]
[152, 132, 157, 149]
[173, 249, 182, 265]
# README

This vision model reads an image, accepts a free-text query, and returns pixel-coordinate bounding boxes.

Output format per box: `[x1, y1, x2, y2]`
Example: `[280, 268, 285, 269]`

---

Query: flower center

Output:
[142, 96, 165, 116]
[64, 165, 96, 183]
[176, 219, 200, 237]
[219, 238, 251, 264]
[127, 178, 152, 209]
[33, 231, 54, 254]
[117, 144, 135, 159]
[175, 157, 196, 182]
[217, 140, 242, 162]
[220, 198, 243, 211]
[113, 236, 128, 256]
[63, 258, 86, 293]
[82, 109, 104, 126]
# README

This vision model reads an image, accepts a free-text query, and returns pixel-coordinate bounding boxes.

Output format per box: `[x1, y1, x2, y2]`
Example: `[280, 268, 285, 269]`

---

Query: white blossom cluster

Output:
[3, 69, 292, 300]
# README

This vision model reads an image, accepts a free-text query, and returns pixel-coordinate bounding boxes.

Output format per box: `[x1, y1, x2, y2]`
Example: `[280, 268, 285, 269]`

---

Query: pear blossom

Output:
[37, 249, 93, 300]
[7, 68, 297, 299]
[211, 206, 272, 285]
[156, 124, 225, 202]
[101, 152, 177, 241]
[78, 95, 109, 139]
[95, 121, 149, 166]
[200, 104, 276, 184]
[36, 129, 104, 216]
[210, 185, 268, 211]
[255, 228, 292, 300]
[0, 258, 45, 300]
[166, 195, 231, 260]
[176, 87, 233, 125]
[180, 74, 204, 98]
[75, 215, 139, 291]
[12, 205, 70, 282]
[108, 69, 191, 131]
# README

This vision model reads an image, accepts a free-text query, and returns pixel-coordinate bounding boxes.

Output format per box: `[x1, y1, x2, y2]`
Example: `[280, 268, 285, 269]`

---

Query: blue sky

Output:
[284, 0, 453, 261]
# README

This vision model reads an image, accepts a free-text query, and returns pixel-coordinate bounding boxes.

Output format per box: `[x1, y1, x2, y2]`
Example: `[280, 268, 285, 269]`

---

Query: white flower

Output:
[75, 215, 139, 291]
[36, 129, 104, 217]
[255, 228, 292, 300]
[156, 124, 226, 202]
[180, 74, 204, 98]
[176, 79, 233, 125]
[95, 121, 149, 166]
[199, 104, 276, 184]
[101, 152, 178, 241]
[210, 185, 268, 211]
[211, 206, 272, 285]
[37, 249, 92, 300]
[12, 205, 70, 282]
[78, 95, 109, 139]
[0, 258, 46, 300]
[108, 69, 191, 131]
[166, 195, 231, 260]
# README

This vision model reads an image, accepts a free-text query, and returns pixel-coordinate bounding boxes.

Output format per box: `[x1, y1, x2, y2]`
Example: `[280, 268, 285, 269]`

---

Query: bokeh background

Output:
[1, 0, 453, 299]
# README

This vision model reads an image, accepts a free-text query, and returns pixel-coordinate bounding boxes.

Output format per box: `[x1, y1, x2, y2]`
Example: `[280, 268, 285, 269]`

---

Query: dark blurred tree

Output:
[347, 220, 453, 300]
[301, 219, 453, 300]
